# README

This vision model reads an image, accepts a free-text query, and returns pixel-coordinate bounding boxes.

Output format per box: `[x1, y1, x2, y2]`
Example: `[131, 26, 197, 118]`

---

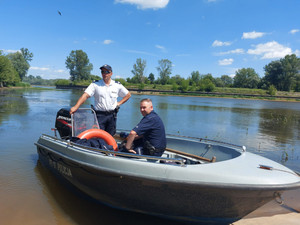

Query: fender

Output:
[77, 129, 118, 151]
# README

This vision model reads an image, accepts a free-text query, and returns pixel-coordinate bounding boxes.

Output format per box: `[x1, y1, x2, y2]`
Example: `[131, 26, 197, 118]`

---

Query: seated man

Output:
[123, 98, 166, 157]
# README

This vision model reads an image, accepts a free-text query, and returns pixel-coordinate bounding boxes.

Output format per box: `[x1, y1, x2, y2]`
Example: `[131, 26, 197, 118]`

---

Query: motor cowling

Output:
[55, 108, 72, 139]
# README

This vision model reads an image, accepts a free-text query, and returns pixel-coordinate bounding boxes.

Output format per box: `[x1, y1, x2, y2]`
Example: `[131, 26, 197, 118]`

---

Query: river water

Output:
[0, 87, 300, 225]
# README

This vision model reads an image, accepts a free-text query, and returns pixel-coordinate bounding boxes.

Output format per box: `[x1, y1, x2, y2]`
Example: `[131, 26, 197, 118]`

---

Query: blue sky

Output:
[1, 0, 299, 80]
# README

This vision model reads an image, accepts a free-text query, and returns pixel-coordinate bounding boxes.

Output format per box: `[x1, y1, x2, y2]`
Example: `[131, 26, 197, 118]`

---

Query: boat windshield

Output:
[72, 108, 100, 136]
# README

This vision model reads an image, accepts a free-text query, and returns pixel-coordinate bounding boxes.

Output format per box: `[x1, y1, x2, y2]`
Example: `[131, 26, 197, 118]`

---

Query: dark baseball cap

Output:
[100, 64, 112, 71]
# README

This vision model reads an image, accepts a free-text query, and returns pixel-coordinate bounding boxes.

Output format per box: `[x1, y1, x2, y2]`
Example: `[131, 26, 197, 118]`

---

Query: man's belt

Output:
[92, 105, 119, 115]
[95, 110, 115, 115]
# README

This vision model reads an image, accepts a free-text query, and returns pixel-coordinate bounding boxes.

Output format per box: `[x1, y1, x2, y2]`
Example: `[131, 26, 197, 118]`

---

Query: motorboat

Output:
[35, 108, 300, 224]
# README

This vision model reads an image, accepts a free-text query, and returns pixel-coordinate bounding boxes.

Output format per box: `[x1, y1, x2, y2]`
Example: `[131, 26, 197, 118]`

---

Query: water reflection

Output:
[259, 109, 300, 144]
[0, 88, 29, 125]
[34, 160, 183, 225]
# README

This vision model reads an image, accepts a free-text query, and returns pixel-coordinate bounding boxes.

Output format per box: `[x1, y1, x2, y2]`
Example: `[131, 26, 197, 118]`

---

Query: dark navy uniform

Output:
[133, 111, 166, 156]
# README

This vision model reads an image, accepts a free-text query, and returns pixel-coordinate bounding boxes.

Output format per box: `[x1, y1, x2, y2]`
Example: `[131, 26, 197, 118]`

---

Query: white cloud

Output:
[103, 39, 114, 45]
[290, 29, 299, 34]
[212, 40, 231, 47]
[1, 49, 20, 53]
[125, 49, 158, 56]
[54, 69, 66, 73]
[247, 41, 292, 59]
[115, 0, 169, 10]
[155, 44, 167, 52]
[28, 66, 68, 79]
[217, 48, 245, 55]
[242, 31, 266, 39]
[218, 58, 234, 66]
[30, 66, 50, 71]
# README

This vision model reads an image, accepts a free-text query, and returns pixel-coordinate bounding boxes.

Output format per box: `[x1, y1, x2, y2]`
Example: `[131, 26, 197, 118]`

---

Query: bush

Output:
[73, 80, 92, 86]
[179, 80, 189, 92]
[138, 83, 145, 90]
[172, 83, 178, 91]
[55, 79, 70, 86]
[267, 85, 277, 96]
[205, 82, 215, 92]
[15, 82, 30, 87]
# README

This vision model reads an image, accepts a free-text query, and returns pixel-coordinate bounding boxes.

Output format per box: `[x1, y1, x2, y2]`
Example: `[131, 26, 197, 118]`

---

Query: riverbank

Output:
[53, 85, 300, 102]
[129, 89, 300, 102]
[0, 85, 300, 102]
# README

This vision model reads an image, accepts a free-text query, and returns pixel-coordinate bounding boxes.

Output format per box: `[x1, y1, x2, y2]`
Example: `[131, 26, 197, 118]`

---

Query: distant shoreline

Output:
[55, 85, 300, 102]
[1, 86, 299, 102]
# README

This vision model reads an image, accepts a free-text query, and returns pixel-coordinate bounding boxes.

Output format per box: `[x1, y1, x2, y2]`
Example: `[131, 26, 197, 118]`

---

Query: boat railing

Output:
[165, 133, 246, 152]
[41, 134, 186, 166]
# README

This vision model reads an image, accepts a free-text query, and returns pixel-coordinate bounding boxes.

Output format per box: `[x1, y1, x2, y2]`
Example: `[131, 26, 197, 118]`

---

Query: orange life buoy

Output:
[77, 129, 118, 151]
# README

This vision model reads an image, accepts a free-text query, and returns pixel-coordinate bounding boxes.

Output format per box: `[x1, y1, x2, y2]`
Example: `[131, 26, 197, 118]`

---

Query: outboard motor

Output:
[55, 108, 72, 139]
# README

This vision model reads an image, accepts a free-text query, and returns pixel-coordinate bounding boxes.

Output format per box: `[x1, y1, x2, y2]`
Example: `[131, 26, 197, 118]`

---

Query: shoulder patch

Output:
[116, 81, 121, 84]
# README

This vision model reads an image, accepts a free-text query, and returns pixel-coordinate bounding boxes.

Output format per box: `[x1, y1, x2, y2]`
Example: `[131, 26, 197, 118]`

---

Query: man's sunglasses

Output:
[101, 70, 111, 74]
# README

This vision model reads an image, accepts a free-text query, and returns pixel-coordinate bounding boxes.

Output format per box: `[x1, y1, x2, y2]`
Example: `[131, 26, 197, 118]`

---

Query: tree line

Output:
[64, 50, 300, 93]
[1, 48, 300, 93]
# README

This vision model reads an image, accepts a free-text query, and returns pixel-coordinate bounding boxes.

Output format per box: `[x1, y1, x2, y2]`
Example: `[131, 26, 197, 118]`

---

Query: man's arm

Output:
[117, 92, 131, 107]
[70, 92, 90, 114]
[124, 129, 144, 154]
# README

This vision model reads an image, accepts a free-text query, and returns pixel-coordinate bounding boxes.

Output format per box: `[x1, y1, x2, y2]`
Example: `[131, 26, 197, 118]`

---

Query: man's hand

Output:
[70, 106, 78, 115]
[128, 149, 137, 154]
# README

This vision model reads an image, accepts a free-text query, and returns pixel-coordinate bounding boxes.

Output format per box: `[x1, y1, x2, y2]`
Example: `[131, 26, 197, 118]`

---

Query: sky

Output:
[1, 0, 300, 80]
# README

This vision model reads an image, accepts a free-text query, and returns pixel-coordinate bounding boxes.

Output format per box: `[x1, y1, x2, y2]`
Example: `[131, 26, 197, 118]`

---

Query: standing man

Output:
[70, 64, 131, 136]
[123, 98, 166, 157]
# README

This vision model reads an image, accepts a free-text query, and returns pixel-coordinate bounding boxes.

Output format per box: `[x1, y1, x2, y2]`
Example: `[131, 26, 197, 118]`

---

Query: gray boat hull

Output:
[36, 134, 300, 224]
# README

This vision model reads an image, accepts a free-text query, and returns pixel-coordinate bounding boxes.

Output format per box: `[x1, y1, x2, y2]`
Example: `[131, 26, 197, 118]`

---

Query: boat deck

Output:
[235, 188, 300, 225]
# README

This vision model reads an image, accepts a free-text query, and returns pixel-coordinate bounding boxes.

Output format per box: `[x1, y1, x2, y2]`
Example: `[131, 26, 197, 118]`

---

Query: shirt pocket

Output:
[110, 88, 118, 98]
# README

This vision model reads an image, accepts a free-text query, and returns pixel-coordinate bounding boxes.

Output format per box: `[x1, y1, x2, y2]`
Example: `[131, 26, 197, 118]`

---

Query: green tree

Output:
[202, 73, 214, 82]
[214, 78, 224, 87]
[20, 48, 33, 62]
[65, 50, 93, 81]
[6, 51, 30, 80]
[148, 73, 155, 84]
[170, 74, 184, 85]
[220, 75, 233, 87]
[233, 68, 260, 88]
[131, 58, 146, 83]
[294, 74, 300, 92]
[157, 59, 172, 85]
[264, 54, 300, 91]
[0, 55, 20, 87]
[190, 71, 200, 85]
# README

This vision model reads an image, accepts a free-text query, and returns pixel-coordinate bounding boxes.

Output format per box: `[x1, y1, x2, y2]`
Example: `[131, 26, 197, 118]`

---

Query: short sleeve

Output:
[117, 83, 129, 98]
[84, 83, 95, 97]
[133, 116, 153, 136]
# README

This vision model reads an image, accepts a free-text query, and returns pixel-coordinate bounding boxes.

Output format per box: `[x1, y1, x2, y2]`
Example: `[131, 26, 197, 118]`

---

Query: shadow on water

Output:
[34, 160, 191, 225]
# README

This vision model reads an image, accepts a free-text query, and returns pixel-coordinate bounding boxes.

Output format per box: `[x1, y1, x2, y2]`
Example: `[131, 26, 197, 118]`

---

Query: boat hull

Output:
[36, 141, 298, 224]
